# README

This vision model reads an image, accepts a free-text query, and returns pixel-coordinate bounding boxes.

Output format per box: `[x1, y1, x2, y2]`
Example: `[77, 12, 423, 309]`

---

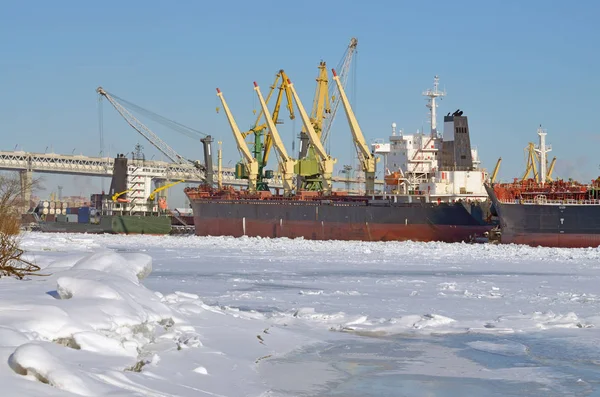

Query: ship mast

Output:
[422, 76, 446, 137]
[535, 125, 552, 185]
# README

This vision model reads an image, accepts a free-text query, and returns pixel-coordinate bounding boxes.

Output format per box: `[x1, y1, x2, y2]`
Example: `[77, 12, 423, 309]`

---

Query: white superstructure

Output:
[372, 76, 488, 203]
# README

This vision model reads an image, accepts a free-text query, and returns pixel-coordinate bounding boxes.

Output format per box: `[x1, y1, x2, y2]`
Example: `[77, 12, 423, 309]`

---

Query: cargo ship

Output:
[485, 180, 600, 248]
[484, 127, 600, 248]
[185, 76, 495, 243]
[32, 154, 177, 235]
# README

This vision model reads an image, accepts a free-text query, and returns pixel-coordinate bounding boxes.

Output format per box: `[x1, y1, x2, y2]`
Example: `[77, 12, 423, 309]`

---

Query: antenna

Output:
[535, 125, 552, 184]
[392, 122, 397, 136]
[422, 75, 446, 138]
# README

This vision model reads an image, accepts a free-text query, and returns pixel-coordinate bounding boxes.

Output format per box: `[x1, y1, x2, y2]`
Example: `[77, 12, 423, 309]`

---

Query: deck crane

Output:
[522, 142, 540, 182]
[547, 157, 557, 181]
[242, 70, 295, 172]
[147, 179, 185, 201]
[331, 68, 378, 195]
[490, 158, 502, 183]
[253, 81, 296, 196]
[321, 37, 358, 147]
[216, 88, 259, 192]
[287, 78, 337, 194]
[96, 87, 213, 185]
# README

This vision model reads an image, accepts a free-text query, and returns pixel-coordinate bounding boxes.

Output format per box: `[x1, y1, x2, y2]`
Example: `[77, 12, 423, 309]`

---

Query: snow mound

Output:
[1, 250, 202, 395]
[70, 251, 152, 283]
[8, 342, 117, 396]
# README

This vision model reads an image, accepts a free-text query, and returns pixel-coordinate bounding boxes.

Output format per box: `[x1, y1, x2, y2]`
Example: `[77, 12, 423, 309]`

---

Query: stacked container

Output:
[78, 207, 90, 224]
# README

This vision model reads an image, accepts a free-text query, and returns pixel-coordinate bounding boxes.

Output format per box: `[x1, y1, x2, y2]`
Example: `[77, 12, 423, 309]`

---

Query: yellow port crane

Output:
[331, 68, 379, 195]
[147, 180, 185, 201]
[216, 88, 259, 192]
[295, 62, 332, 190]
[253, 81, 297, 196]
[242, 70, 295, 168]
[296, 39, 358, 191]
[287, 77, 337, 194]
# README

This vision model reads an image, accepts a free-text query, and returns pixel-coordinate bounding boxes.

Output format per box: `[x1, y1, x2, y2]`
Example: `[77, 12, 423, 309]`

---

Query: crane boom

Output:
[148, 179, 185, 201]
[547, 157, 557, 181]
[331, 68, 377, 194]
[321, 37, 358, 145]
[262, 71, 294, 165]
[287, 78, 336, 194]
[97, 87, 190, 167]
[490, 158, 502, 183]
[216, 88, 258, 192]
[254, 81, 296, 196]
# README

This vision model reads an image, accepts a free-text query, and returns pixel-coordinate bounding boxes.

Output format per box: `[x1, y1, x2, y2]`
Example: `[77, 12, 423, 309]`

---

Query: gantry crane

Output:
[287, 77, 337, 194]
[97, 87, 213, 185]
[331, 68, 378, 195]
[216, 88, 260, 192]
[254, 81, 296, 196]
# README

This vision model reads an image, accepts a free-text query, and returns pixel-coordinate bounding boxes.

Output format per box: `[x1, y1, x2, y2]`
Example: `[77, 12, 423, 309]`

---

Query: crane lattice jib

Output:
[262, 71, 295, 165]
[96, 87, 189, 166]
[321, 37, 358, 145]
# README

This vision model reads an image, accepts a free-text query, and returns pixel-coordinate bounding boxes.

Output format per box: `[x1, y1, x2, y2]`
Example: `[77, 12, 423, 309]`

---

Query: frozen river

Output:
[4, 233, 600, 396]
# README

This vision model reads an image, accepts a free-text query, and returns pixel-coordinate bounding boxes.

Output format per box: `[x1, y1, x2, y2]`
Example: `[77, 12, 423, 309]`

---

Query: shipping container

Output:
[56, 214, 67, 223]
[66, 214, 78, 223]
[78, 207, 90, 223]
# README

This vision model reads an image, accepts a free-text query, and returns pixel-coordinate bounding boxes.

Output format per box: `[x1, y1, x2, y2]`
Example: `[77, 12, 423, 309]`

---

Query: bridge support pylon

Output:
[19, 170, 32, 214]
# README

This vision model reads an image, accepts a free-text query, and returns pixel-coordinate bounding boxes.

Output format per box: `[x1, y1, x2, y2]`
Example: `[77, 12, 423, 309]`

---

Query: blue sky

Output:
[1, 1, 598, 206]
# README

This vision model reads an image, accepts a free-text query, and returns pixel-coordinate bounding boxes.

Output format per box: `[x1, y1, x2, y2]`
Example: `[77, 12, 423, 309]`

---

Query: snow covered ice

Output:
[1, 233, 600, 396]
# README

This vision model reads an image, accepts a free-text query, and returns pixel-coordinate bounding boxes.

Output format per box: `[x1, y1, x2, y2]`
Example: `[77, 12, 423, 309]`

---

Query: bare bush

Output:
[0, 173, 44, 279]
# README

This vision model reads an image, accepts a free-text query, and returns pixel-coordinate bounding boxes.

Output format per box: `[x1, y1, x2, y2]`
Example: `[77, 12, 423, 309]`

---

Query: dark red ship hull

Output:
[485, 183, 600, 248]
[186, 194, 494, 243]
[192, 216, 491, 242]
[499, 232, 600, 248]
